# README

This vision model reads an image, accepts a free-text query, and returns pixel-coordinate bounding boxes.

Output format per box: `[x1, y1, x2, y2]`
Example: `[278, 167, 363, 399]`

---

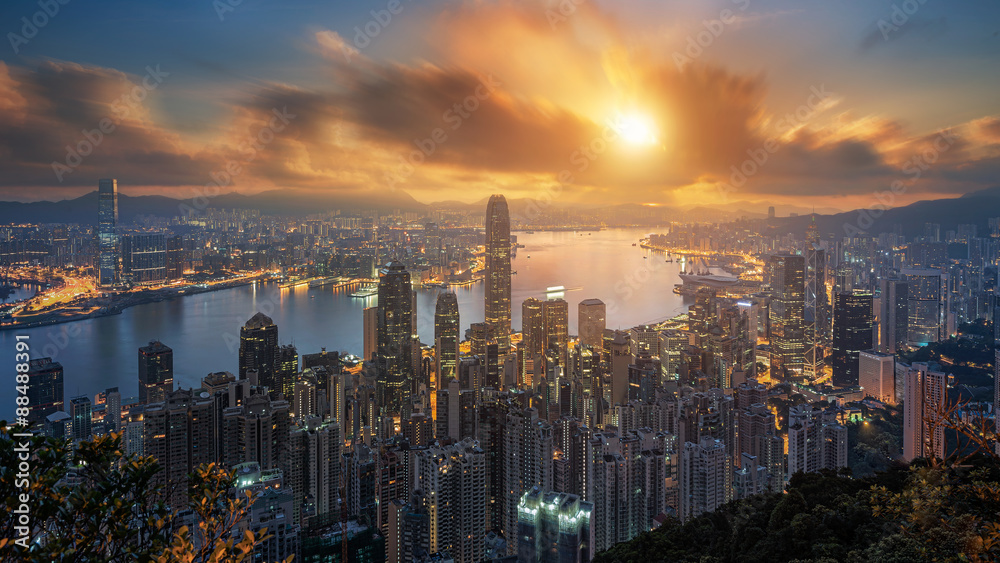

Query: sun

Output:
[612, 112, 658, 146]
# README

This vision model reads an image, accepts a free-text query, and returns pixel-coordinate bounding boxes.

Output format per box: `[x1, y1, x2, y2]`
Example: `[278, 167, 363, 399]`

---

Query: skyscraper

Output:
[377, 262, 413, 415]
[138, 341, 174, 404]
[517, 488, 595, 563]
[121, 232, 167, 285]
[434, 292, 460, 384]
[144, 389, 218, 508]
[363, 306, 378, 362]
[543, 298, 569, 360]
[485, 194, 512, 354]
[25, 357, 64, 428]
[831, 291, 873, 387]
[679, 436, 730, 522]
[277, 344, 298, 400]
[97, 178, 119, 287]
[69, 396, 93, 441]
[578, 298, 606, 351]
[239, 313, 279, 388]
[902, 362, 947, 462]
[878, 279, 909, 354]
[787, 405, 847, 476]
[768, 254, 806, 378]
[859, 350, 895, 404]
[521, 297, 545, 385]
[414, 438, 487, 563]
[903, 268, 946, 346]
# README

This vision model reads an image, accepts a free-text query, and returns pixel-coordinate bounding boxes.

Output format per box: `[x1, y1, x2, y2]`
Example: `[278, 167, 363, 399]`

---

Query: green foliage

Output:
[593, 460, 1000, 563]
[0, 423, 287, 563]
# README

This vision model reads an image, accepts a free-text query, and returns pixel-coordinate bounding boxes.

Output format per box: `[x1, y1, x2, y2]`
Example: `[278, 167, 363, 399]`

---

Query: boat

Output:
[677, 273, 740, 288]
[350, 285, 378, 298]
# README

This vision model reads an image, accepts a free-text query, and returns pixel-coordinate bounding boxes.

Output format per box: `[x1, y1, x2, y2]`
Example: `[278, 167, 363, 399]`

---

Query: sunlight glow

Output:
[612, 112, 658, 146]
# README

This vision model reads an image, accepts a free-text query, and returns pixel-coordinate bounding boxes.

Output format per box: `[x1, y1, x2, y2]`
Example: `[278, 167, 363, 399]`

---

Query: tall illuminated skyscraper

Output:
[239, 313, 279, 388]
[902, 362, 947, 462]
[831, 291, 873, 387]
[543, 298, 569, 360]
[485, 194, 512, 354]
[435, 292, 460, 384]
[578, 298, 606, 351]
[138, 340, 174, 404]
[768, 254, 806, 378]
[521, 297, 545, 385]
[377, 262, 413, 415]
[97, 178, 119, 287]
[903, 268, 946, 346]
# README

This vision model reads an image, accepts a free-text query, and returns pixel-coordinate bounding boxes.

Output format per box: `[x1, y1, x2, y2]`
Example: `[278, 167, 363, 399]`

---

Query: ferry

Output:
[350, 285, 378, 298]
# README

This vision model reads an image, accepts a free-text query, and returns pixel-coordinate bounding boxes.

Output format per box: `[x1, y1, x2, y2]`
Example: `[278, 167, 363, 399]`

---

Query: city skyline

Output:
[3, 2, 1000, 562]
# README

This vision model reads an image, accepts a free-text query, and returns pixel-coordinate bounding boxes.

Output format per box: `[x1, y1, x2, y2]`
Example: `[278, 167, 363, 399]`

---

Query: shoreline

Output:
[0, 276, 264, 331]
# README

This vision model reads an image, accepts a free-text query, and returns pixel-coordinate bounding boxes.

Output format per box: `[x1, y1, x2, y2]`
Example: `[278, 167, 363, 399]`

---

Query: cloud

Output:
[0, 0, 997, 210]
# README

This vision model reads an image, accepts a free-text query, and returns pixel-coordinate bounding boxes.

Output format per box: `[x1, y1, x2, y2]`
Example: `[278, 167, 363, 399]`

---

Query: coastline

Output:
[0, 276, 263, 331]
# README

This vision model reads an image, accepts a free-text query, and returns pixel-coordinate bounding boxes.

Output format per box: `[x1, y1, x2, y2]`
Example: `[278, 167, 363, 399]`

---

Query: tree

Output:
[0, 423, 289, 562]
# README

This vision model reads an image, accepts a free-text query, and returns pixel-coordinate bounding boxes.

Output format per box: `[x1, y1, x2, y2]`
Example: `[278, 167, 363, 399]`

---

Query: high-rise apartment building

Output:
[414, 438, 487, 563]
[517, 488, 595, 563]
[787, 405, 847, 476]
[679, 436, 730, 522]
[503, 408, 554, 551]
[287, 416, 341, 527]
[485, 194, 512, 354]
[902, 362, 948, 462]
[143, 389, 218, 508]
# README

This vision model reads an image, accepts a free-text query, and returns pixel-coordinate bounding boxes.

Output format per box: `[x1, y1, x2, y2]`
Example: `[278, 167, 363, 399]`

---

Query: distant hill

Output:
[769, 186, 1000, 239]
[0, 189, 428, 225]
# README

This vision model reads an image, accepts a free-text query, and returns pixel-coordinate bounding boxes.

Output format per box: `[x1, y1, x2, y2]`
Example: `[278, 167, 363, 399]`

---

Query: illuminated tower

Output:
[139, 340, 174, 404]
[239, 313, 279, 388]
[521, 297, 545, 386]
[377, 262, 413, 416]
[803, 216, 827, 379]
[768, 254, 806, 378]
[485, 194, 512, 354]
[578, 298, 606, 351]
[831, 291, 873, 387]
[435, 292, 460, 384]
[97, 178, 119, 287]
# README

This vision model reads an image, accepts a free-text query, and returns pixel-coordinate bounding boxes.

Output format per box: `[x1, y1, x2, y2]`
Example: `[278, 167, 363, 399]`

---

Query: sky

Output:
[1, 0, 999, 211]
